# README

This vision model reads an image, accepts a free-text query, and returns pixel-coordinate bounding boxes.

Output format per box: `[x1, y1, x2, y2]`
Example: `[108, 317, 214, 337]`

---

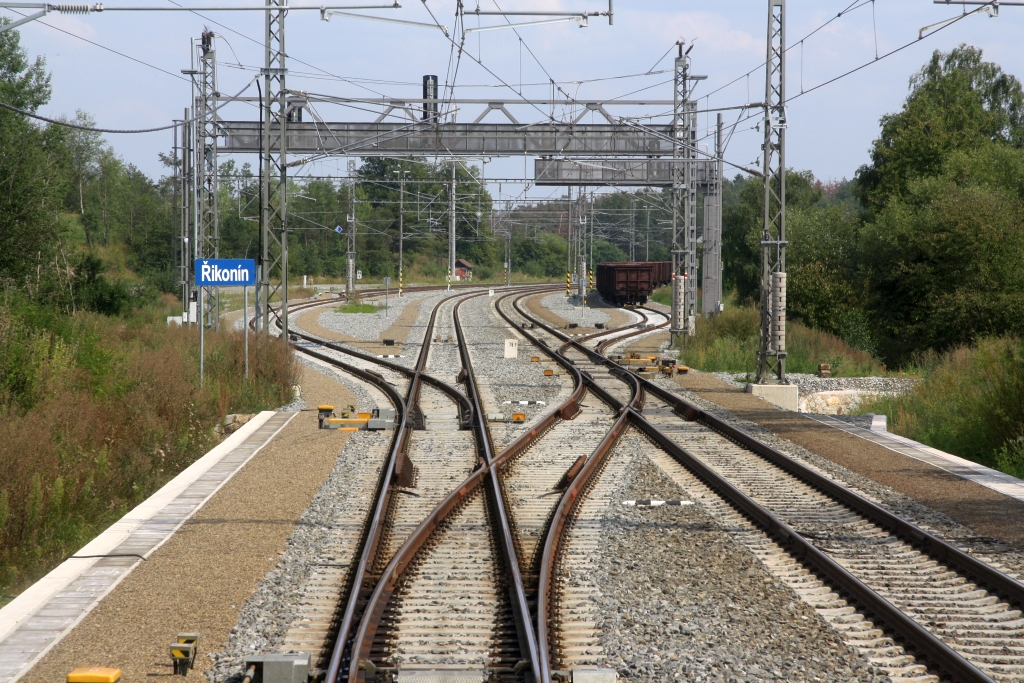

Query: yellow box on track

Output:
[67, 668, 121, 683]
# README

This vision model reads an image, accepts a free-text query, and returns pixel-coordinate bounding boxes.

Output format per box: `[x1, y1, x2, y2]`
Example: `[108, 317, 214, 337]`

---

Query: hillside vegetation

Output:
[701, 45, 1024, 474]
[0, 20, 293, 601]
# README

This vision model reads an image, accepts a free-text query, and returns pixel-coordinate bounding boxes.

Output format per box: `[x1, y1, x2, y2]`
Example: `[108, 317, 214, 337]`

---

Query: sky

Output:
[9, 0, 1024, 203]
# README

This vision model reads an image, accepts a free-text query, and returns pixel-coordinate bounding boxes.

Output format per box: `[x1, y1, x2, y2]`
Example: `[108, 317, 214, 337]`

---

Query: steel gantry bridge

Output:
[177, 0, 789, 386]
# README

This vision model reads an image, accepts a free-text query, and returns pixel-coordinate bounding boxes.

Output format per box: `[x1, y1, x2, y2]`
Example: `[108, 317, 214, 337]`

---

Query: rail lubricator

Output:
[511, 295, 1018, 683]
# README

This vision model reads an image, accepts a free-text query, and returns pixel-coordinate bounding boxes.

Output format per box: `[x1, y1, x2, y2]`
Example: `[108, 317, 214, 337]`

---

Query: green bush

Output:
[857, 336, 1024, 471]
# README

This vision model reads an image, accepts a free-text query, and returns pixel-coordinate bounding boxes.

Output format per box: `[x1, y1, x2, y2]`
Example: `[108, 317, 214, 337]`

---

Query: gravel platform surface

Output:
[22, 364, 355, 683]
[591, 432, 874, 682]
[659, 372, 1024, 571]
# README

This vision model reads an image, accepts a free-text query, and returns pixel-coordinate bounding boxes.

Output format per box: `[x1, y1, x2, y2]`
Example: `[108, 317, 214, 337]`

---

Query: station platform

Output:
[0, 412, 295, 683]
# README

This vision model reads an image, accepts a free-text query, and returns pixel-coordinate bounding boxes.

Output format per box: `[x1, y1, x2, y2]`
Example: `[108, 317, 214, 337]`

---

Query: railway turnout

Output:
[3, 287, 1023, 683]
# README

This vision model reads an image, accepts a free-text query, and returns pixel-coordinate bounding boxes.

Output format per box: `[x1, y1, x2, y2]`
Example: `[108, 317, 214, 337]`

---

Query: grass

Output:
[335, 302, 379, 314]
[0, 290, 294, 601]
[855, 337, 1024, 473]
[650, 285, 672, 306]
[675, 304, 887, 377]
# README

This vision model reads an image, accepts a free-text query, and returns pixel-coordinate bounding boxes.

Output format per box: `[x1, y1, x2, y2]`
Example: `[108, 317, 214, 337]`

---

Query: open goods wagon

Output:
[596, 261, 672, 305]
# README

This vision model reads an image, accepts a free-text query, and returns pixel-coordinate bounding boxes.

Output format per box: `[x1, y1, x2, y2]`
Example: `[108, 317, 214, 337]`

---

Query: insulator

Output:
[771, 271, 786, 353]
[55, 3, 93, 12]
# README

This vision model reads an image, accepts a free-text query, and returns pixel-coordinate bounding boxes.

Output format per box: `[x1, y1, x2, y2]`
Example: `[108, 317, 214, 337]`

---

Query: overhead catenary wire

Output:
[2, 8, 189, 80]
[0, 75, 257, 133]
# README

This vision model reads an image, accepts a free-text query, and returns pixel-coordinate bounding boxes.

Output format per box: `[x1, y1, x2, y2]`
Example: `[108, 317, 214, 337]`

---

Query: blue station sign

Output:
[195, 259, 256, 287]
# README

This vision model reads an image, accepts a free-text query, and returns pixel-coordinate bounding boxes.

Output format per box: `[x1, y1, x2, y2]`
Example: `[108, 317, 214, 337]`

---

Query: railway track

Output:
[507, 291, 1024, 683]
[246, 286, 1024, 682]
[256, 287, 496, 677]
[306, 286, 653, 682]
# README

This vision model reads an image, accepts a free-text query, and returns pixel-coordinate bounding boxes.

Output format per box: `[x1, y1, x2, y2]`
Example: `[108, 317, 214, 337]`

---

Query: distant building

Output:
[454, 258, 474, 281]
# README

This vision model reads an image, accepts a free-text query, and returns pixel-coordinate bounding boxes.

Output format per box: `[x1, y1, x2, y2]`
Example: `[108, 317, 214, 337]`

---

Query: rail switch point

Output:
[67, 668, 121, 683]
[242, 653, 310, 683]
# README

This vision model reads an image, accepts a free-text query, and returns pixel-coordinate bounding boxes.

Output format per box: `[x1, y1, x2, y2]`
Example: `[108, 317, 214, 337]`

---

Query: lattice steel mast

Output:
[670, 44, 702, 342]
[757, 0, 788, 383]
[197, 30, 220, 330]
[701, 113, 723, 316]
[260, 0, 288, 337]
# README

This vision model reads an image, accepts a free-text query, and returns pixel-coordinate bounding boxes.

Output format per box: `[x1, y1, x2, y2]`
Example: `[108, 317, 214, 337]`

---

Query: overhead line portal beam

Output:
[217, 121, 675, 157]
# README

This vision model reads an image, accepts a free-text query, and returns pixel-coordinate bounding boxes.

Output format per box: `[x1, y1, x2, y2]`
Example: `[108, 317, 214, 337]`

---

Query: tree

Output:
[0, 20, 69, 286]
[785, 204, 873, 351]
[854, 45, 1024, 211]
[861, 143, 1024, 364]
[721, 170, 822, 303]
[60, 111, 103, 219]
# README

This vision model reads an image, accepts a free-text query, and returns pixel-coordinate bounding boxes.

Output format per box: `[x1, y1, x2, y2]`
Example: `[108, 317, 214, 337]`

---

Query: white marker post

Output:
[243, 285, 249, 378]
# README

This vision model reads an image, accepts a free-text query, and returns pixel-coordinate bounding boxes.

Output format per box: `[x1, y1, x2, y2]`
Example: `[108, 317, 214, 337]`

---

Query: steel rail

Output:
[496, 293, 645, 683]
[341, 287, 641, 681]
[343, 288, 546, 682]
[513, 298, 1012, 683]
[452, 293, 540, 683]
[322, 292, 465, 683]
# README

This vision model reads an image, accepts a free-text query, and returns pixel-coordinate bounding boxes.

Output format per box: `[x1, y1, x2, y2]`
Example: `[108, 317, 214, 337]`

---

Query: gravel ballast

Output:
[540, 292, 611, 326]
[712, 371, 919, 398]
[315, 290, 423, 341]
[587, 433, 874, 682]
[657, 373, 1024, 575]
[461, 293, 572, 448]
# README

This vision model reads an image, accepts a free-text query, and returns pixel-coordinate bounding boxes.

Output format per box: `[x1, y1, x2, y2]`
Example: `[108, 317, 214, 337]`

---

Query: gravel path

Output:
[588, 431, 874, 682]
[207, 359, 393, 681]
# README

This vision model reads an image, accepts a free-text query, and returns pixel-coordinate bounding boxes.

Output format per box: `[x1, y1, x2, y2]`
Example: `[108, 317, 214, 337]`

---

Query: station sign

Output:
[195, 259, 256, 287]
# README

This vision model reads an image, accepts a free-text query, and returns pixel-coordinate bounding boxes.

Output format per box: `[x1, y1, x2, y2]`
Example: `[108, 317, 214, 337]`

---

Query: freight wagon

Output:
[595, 261, 673, 305]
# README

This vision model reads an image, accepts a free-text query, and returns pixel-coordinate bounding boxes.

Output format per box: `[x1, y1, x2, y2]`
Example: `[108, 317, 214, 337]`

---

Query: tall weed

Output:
[0, 292, 294, 598]
[676, 305, 886, 376]
[857, 337, 1024, 471]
